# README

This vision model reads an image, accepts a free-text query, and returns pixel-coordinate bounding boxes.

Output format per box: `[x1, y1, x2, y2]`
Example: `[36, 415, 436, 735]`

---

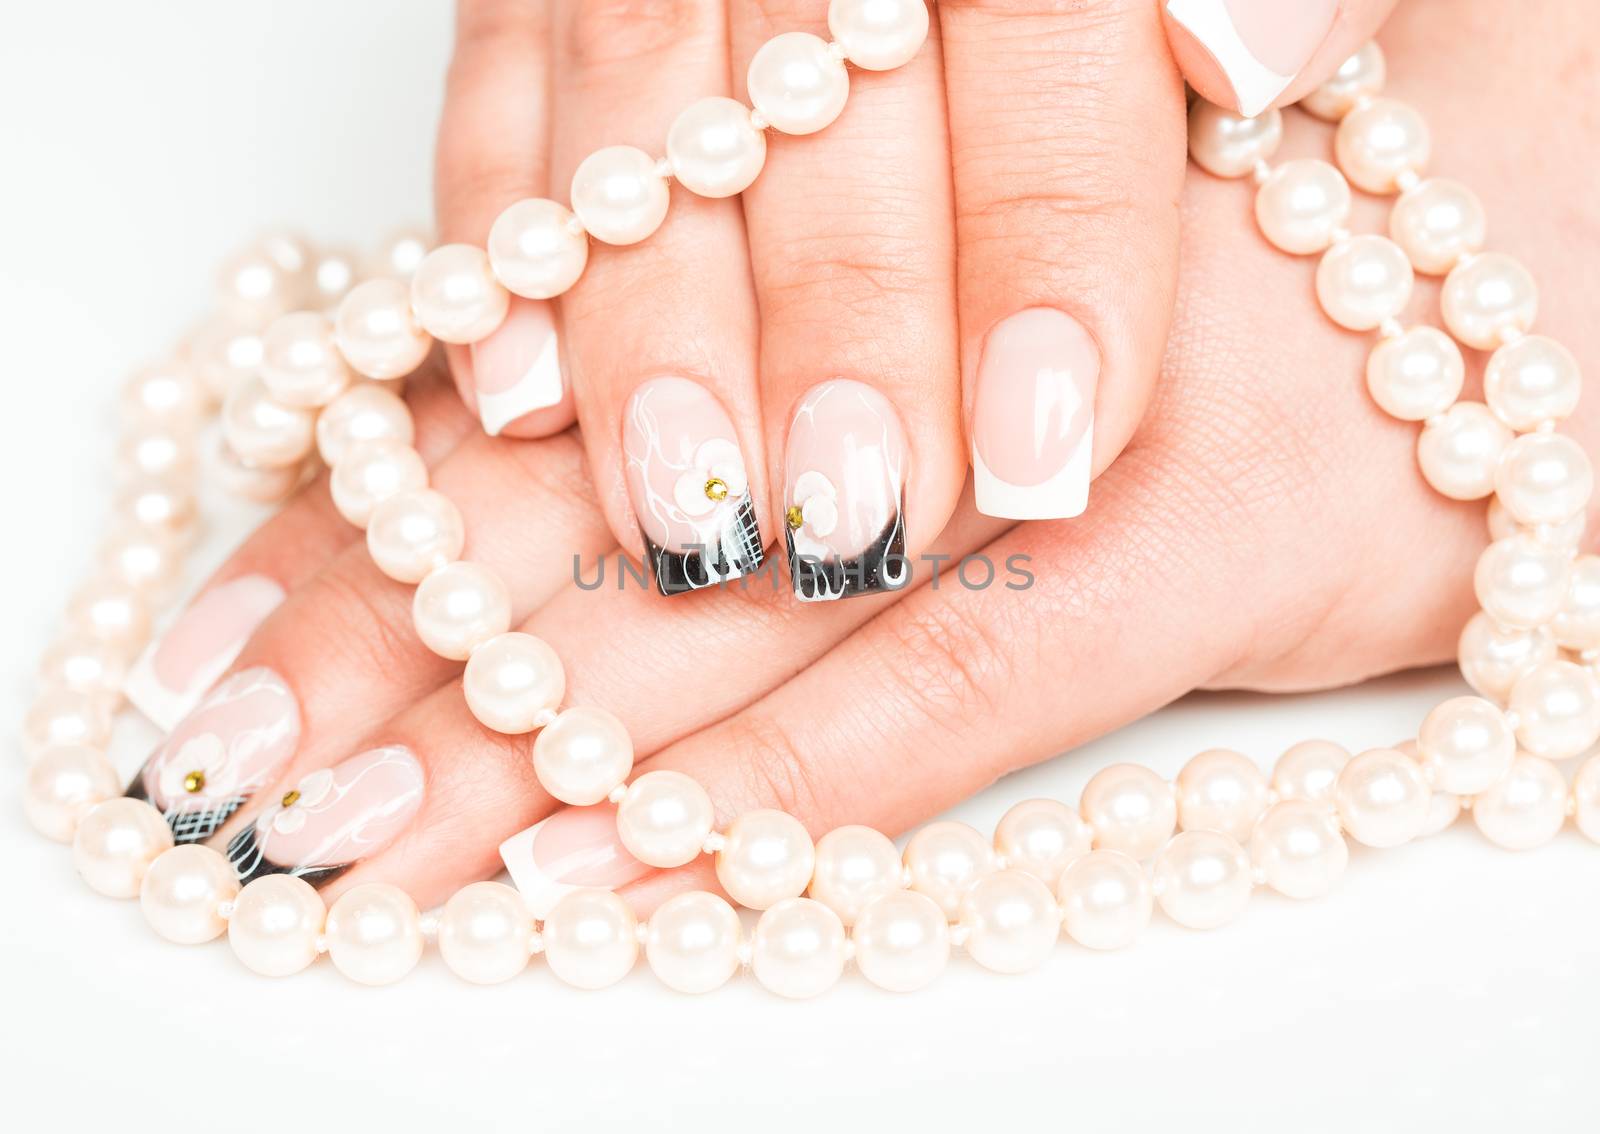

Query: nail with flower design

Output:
[622, 376, 765, 596]
[227, 746, 425, 885]
[126, 667, 301, 843]
[783, 379, 909, 601]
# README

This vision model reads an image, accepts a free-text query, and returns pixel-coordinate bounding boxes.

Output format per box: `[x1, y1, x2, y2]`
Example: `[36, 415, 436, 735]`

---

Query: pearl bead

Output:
[1421, 789, 1463, 837]
[438, 881, 533, 984]
[666, 97, 767, 198]
[903, 820, 998, 917]
[850, 890, 949, 992]
[1271, 739, 1351, 804]
[1554, 556, 1600, 651]
[139, 844, 238, 944]
[462, 631, 565, 735]
[1365, 326, 1464, 421]
[115, 478, 198, 539]
[330, 437, 428, 529]
[487, 198, 589, 300]
[213, 435, 304, 503]
[1080, 763, 1177, 859]
[1417, 402, 1512, 501]
[365, 488, 465, 584]
[1475, 534, 1571, 630]
[1151, 829, 1252, 930]
[827, 0, 929, 70]
[324, 883, 424, 986]
[1442, 252, 1538, 350]
[1416, 696, 1516, 795]
[716, 809, 815, 911]
[746, 32, 850, 136]
[24, 688, 111, 758]
[260, 310, 352, 408]
[23, 745, 120, 842]
[71, 798, 174, 899]
[1249, 800, 1347, 899]
[1334, 98, 1430, 193]
[1488, 495, 1587, 549]
[102, 521, 181, 593]
[1495, 433, 1592, 527]
[1335, 747, 1429, 848]
[992, 798, 1092, 886]
[123, 361, 208, 434]
[1055, 849, 1151, 950]
[221, 378, 316, 469]
[311, 247, 358, 308]
[1458, 612, 1557, 703]
[1508, 659, 1600, 761]
[412, 243, 510, 344]
[958, 869, 1060, 974]
[542, 889, 638, 990]
[190, 313, 264, 402]
[1187, 102, 1282, 178]
[1485, 336, 1582, 431]
[216, 233, 313, 319]
[1174, 748, 1271, 842]
[1315, 235, 1413, 331]
[334, 278, 433, 380]
[412, 560, 512, 662]
[1473, 753, 1568, 850]
[1388, 179, 1486, 275]
[570, 145, 671, 246]
[750, 897, 846, 999]
[616, 770, 716, 867]
[316, 382, 415, 466]
[228, 874, 325, 977]
[118, 424, 197, 483]
[367, 228, 431, 280]
[1573, 754, 1600, 843]
[67, 576, 151, 657]
[1300, 42, 1387, 121]
[808, 825, 903, 926]
[645, 891, 742, 994]
[1253, 159, 1351, 255]
[532, 705, 634, 806]
[39, 629, 127, 700]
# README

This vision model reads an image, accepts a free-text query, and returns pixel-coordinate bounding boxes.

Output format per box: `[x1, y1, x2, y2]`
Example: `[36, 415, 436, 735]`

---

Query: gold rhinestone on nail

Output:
[183, 771, 206, 793]
[704, 477, 729, 502]
[785, 505, 804, 530]
[280, 789, 301, 808]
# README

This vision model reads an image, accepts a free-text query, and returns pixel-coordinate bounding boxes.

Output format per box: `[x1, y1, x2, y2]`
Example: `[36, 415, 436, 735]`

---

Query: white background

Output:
[1, 3, 1592, 1131]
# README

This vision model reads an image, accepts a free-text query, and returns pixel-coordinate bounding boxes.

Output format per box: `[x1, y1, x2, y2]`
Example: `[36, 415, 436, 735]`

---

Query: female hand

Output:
[118, 0, 1599, 908]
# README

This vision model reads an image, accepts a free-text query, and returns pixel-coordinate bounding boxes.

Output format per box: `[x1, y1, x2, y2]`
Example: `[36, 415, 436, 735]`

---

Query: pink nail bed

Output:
[499, 804, 653, 918]
[124, 574, 285, 732]
[471, 298, 564, 436]
[1167, 0, 1339, 117]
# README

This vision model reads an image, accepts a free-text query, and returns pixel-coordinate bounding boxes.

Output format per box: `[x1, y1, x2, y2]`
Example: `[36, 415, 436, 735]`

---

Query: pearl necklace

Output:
[21, 17, 1600, 995]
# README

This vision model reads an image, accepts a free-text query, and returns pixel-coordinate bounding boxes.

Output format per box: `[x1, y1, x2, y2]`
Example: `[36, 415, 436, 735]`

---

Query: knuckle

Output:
[726, 713, 831, 826]
[758, 227, 936, 328]
[306, 557, 430, 680]
[455, 0, 546, 58]
[871, 596, 1011, 737]
[564, 0, 716, 70]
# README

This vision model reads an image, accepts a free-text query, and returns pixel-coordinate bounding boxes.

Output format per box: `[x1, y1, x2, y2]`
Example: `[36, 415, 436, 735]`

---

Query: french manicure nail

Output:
[226, 745, 425, 886]
[783, 378, 908, 602]
[1166, 0, 1339, 117]
[471, 299, 564, 436]
[498, 804, 652, 918]
[623, 376, 765, 596]
[971, 307, 1098, 520]
[126, 666, 301, 843]
[124, 574, 285, 731]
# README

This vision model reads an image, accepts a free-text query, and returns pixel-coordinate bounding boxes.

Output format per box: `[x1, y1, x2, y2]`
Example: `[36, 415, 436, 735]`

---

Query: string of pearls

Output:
[22, 32, 1600, 996]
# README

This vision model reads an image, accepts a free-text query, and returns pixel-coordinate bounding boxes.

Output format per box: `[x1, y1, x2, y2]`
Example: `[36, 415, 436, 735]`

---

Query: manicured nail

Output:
[783, 378, 908, 602]
[1166, 0, 1339, 117]
[498, 803, 652, 918]
[622, 376, 765, 596]
[226, 745, 425, 886]
[124, 574, 285, 732]
[126, 667, 301, 843]
[972, 308, 1098, 520]
[470, 299, 564, 436]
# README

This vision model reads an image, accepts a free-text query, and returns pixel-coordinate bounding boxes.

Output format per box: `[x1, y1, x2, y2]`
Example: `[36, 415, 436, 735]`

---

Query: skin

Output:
[173, 0, 1597, 908]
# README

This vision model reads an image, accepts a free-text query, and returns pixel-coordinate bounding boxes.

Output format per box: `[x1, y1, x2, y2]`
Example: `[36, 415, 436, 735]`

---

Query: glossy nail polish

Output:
[226, 745, 425, 885]
[622, 376, 765, 596]
[124, 574, 285, 731]
[783, 379, 908, 601]
[126, 667, 301, 843]
[499, 804, 653, 918]
[972, 307, 1097, 520]
[1167, 0, 1339, 117]
[470, 299, 564, 436]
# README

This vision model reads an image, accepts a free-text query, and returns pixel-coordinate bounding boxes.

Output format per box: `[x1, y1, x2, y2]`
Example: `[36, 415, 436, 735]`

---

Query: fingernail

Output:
[783, 378, 908, 602]
[126, 667, 301, 843]
[498, 804, 652, 918]
[971, 308, 1098, 520]
[124, 574, 285, 731]
[1166, 0, 1339, 117]
[470, 299, 564, 436]
[226, 745, 425, 886]
[622, 376, 765, 596]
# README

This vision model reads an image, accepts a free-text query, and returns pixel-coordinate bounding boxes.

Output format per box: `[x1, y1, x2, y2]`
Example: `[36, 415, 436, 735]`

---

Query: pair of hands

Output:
[141, 0, 1598, 909]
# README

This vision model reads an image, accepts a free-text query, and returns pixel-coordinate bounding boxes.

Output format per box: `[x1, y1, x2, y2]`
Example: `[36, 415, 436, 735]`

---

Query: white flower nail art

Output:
[672, 438, 748, 519]
[157, 733, 231, 802]
[256, 767, 336, 837]
[789, 470, 839, 538]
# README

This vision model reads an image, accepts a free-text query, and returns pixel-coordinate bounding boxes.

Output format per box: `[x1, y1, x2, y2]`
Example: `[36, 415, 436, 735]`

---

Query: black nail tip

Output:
[646, 496, 766, 597]
[787, 510, 908, 602]
[225, 826, 347, 887]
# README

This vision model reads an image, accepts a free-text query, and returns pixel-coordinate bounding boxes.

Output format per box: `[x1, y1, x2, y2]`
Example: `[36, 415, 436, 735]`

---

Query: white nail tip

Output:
[123, 656, 200, 734]
[477, 333, 563, 437]
[973, 420, 1093, 521]
[1166, 0, 1294, 119]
